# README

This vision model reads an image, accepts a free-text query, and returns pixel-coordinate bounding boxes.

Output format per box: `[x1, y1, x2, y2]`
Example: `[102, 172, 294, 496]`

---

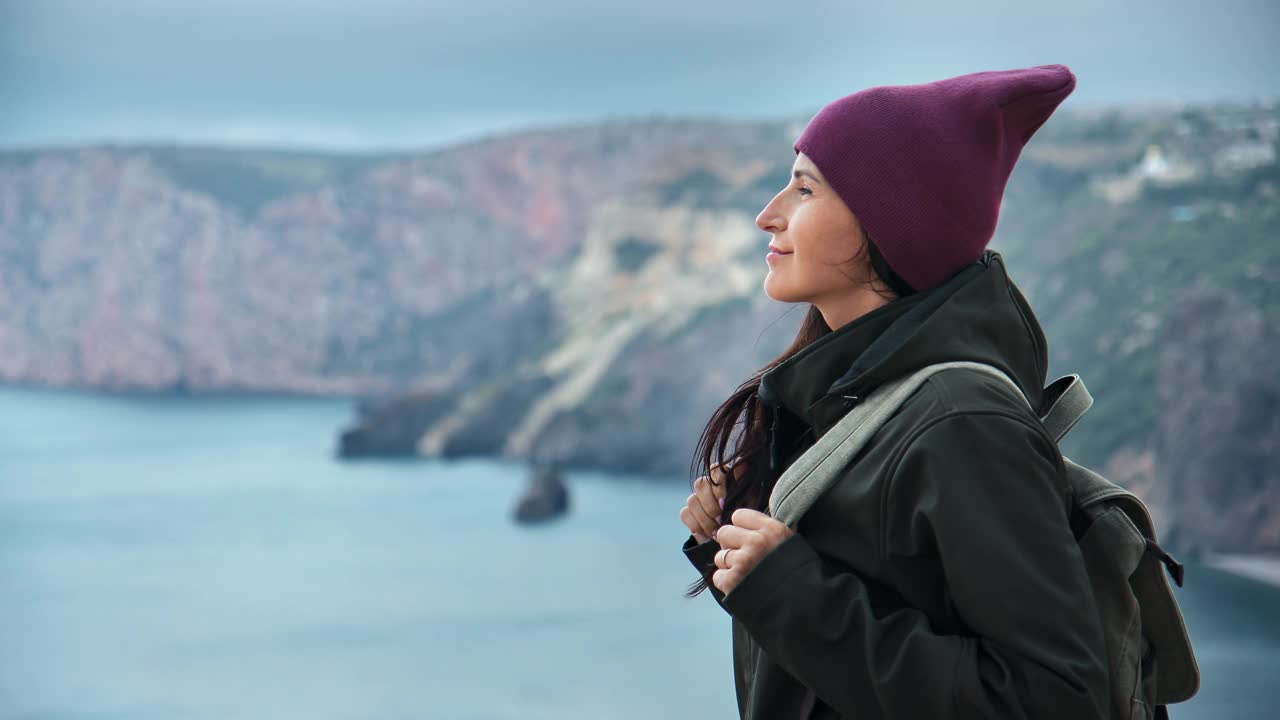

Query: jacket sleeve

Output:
[719, 410, 1111, 719]
[682, 534, 732, 614]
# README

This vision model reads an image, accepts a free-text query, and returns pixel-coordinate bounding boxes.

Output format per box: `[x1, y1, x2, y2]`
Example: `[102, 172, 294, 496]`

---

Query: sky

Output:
[2, 0, 1278, 152]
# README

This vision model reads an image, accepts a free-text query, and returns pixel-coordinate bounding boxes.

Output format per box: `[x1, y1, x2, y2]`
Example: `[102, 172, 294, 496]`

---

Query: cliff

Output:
[2, 105, 1276, 553]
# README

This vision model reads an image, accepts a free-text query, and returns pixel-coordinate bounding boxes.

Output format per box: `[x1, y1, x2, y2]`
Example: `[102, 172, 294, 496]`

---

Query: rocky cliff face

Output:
[1153, 284, 1280, 555]
[0, 119, 789, 396]
[2, 107, 1276, 553]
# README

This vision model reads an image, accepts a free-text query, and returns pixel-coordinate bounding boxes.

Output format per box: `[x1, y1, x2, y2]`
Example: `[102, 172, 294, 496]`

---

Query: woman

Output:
[678, 64, 1110, 719]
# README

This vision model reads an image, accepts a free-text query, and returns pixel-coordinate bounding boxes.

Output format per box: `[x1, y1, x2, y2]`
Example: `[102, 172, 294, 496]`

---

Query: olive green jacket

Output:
[683, 250, 1109, 719]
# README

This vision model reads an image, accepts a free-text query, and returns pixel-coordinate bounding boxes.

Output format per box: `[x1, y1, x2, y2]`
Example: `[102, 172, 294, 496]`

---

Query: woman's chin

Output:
[763, 275, 804, 303]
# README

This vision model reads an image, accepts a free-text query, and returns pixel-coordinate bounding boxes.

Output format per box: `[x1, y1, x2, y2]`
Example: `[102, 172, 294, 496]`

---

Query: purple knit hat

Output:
[793, 64, 1077, 292]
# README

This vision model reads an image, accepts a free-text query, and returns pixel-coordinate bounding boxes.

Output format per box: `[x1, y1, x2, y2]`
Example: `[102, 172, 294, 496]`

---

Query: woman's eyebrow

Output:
[793, 169, 822, 184]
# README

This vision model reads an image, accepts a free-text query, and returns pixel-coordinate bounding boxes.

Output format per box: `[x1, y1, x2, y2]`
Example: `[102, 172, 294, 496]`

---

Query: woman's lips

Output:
[766, 249, 793, 262]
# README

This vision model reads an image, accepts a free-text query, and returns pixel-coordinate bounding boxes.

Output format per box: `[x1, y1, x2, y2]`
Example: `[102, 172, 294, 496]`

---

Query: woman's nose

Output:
[756, 200, 784, 233]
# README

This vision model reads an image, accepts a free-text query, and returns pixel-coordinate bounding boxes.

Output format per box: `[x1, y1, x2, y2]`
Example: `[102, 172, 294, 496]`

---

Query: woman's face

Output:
[756, 151, 872, 306]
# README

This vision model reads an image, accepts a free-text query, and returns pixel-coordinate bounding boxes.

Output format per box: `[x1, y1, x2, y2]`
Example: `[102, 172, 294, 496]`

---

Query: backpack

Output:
[767, 360, 1201, 720]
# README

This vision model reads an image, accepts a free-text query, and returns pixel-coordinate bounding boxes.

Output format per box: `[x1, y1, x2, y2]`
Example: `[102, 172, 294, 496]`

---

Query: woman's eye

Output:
[797, 186, 813, 196]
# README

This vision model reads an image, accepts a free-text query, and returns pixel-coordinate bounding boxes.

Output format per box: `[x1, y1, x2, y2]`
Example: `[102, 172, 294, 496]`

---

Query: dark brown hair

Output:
[684, 229, 915, 597]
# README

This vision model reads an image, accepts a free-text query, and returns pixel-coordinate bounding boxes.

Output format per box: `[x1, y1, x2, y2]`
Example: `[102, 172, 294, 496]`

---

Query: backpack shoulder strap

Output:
[1041, 374, 1093, 442]
[768, 360, 1024, 526]
[947, 363, 1092, 442]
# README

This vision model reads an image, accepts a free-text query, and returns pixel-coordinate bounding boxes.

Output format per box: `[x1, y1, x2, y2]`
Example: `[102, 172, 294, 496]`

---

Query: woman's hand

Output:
[711, 509, 794, 596]
[679, 459, 746, 543]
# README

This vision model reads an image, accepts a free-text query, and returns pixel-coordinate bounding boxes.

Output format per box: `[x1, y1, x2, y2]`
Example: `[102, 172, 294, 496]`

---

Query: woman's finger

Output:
[682, 500, 717, 540]
[711, 545, 742, 568]
[679, 506, 704, 539]
[729, 508, 775, 530]
[713, 523, 749, 550]
[693, 476, 723, 527]
[685, 492, 720, 538]
[712, 567, 741, 596]
[682, 507, 711, 544]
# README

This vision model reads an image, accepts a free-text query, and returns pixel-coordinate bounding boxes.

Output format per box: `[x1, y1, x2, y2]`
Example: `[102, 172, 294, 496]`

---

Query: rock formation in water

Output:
[513, 460, 570, 524]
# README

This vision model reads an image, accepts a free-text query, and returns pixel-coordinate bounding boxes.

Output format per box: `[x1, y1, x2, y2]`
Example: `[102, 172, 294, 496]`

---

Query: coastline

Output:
[1201, 552, 1280, 589]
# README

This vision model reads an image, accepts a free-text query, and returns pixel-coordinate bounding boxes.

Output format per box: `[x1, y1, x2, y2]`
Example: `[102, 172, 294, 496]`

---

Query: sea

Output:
[1, 386, 1276, 719]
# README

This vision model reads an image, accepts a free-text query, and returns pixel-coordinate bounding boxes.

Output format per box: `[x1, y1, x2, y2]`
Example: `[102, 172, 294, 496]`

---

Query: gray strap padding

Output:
[1041, 374, 1093, 443]
[768, 360, 1047, 526]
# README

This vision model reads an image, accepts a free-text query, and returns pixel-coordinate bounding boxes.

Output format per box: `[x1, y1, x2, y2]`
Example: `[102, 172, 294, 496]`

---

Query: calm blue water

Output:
[0, 386, 1276, 719]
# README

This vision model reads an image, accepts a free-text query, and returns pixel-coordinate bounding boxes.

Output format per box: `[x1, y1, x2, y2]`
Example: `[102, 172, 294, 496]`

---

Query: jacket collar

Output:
[757, 289, 927, 434]
[756, 250, 1050, 471]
